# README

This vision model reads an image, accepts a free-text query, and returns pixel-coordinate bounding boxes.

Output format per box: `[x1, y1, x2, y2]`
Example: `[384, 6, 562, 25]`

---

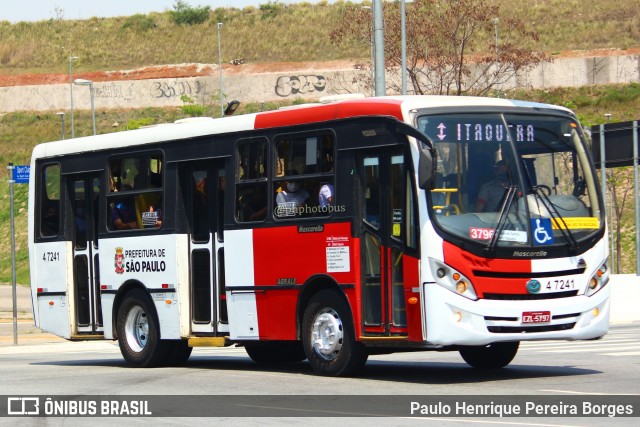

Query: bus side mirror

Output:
[418, 145, 435, 190]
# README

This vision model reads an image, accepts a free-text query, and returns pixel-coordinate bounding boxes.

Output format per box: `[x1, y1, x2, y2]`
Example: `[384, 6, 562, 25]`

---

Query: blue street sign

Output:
[13, 165, 30, 184]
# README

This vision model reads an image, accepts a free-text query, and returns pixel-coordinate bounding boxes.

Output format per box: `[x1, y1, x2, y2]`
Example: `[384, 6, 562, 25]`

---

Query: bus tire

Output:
[459, 341, 519, 369]
[116, 289, 169, 368]
[302, 290, 368, 376]
[164, 340, 193, 366]
[245, 342, 306, 363]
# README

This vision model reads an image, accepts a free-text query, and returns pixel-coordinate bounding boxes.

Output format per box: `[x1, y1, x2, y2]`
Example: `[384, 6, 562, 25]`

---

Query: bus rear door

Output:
[67, 173, 103, 336]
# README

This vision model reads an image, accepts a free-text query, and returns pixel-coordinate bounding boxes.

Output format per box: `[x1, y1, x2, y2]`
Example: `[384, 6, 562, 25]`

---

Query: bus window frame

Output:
[271, 129, 336, 221]
[37, 162, 62, 241]
[234, 137, 269, 224]
[106, 150, 165, 232]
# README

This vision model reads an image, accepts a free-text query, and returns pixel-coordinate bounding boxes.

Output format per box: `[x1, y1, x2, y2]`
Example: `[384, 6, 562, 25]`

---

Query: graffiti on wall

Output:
[150, 80, 202, 98]
[94, 83, 134, 100]
[275, 75, 326, 97]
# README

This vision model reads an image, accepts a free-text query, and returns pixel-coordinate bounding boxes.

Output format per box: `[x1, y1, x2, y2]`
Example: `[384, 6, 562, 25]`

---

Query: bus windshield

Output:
[418, 112, 602, 251]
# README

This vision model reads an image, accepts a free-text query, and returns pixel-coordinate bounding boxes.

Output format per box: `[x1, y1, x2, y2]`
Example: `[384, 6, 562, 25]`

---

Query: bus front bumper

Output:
[423, 283, 610, 346]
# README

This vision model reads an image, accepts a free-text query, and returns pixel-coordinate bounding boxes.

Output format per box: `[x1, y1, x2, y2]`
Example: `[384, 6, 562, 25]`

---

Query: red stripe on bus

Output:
[442, 241, 532, 298]
[254, 98, 404, 129]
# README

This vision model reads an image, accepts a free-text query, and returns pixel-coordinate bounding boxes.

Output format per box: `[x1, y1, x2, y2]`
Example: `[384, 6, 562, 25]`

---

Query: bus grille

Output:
[487, 323, 576, 333]
[483, 291, 578, 300]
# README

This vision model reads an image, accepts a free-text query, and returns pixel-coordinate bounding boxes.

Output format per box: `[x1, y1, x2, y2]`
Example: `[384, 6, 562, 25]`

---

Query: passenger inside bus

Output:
[42, 204, 59, 236]
[275, 170, 309, 217]
[475, 160, 510, 212]
[111, 198, 138, 230]
[237, 184, 268, 222]
[318, 158, 334, 208]
[109, 175, 138, 230]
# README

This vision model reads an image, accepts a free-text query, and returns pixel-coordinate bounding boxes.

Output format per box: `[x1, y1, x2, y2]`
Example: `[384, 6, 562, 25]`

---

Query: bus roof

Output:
[31, 95, 571, 160]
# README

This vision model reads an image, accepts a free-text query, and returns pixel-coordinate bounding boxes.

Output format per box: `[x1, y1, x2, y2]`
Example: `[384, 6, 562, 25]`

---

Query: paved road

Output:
[1, 324, 639, 425]
[0, 283, 64, 346]
[1, 283, 638, 425]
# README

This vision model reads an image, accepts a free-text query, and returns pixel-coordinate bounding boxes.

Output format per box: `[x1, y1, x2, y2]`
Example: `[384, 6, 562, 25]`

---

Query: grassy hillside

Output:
[0, 0, 639, 75]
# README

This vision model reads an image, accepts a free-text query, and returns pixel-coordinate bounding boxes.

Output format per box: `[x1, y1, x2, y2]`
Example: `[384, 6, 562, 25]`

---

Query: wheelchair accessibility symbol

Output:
[532, 218, 554, 245]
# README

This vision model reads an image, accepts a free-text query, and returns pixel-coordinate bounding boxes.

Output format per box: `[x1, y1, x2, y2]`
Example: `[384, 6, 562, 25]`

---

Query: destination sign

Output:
[414, 114, 570, 145]
[421, 120, 535, 143]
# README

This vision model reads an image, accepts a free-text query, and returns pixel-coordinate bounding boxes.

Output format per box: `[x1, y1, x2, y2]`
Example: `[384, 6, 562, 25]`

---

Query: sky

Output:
[1, 0, 344, 23]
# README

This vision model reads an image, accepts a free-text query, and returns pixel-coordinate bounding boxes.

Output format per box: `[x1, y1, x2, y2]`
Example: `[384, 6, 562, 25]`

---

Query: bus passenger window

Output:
[235, 139, 268, 223]
[273, 134, 335, 218]
[40, 164, 61, 237]
[107, 153, 163, 231]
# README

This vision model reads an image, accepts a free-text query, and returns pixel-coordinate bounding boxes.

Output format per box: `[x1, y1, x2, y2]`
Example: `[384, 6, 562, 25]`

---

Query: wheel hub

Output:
[125, 305, 148, 353]
[311, 308, 343, 360]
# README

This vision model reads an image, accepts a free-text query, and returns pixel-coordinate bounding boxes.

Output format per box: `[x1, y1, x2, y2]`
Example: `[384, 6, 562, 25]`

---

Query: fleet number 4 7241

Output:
[42, 251, 60, 262]
[545, 279, 575, 291]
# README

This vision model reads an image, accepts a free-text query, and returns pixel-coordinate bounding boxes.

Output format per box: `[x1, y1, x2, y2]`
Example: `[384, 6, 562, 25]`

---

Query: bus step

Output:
[69, 334, 105, 340]
[187, 337, 228, 347]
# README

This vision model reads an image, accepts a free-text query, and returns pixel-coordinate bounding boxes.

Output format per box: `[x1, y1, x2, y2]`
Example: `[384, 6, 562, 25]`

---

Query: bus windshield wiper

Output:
[485, 185, 518, 255]
[531, 186, 578, 254]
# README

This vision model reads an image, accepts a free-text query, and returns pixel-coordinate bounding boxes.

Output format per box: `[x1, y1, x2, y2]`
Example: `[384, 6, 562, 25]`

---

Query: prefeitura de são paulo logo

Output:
[114, 247, 125, 274]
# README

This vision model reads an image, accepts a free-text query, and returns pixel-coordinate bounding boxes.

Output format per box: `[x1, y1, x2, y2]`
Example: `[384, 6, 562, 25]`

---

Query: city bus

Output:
[28, 95, 610, 376]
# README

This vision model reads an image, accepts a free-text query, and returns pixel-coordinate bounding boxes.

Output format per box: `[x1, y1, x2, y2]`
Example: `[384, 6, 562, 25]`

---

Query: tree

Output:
[606, 167, 635, 273]
[170, 0, 210, 26]
[330, 0, 548, 96]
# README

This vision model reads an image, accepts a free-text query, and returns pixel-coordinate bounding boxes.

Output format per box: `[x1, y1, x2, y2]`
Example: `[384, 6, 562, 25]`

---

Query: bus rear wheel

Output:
[116, 289, 170, 368]
[302, 290, 367, 376]
[245, 342, 306, 363]
[459, 342, 519, 369]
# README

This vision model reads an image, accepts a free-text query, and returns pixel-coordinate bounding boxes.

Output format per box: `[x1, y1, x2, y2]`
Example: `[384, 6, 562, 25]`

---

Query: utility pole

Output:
[373, 0, 385, 96]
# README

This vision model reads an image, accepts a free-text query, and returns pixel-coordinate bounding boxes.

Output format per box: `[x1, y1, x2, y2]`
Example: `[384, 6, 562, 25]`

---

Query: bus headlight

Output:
[585, 261, 609, 297]
[428, 258, 478, 300]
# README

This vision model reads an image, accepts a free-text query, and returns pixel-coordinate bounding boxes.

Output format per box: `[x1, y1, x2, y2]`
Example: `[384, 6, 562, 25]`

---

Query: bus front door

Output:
[360, 147, 413, 336]
[183, 161, 227, 335]
[68, 174, 103, 336]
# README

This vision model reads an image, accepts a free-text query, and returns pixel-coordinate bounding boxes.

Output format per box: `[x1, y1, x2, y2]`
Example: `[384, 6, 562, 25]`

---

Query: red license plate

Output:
[522, 311, 551, 323]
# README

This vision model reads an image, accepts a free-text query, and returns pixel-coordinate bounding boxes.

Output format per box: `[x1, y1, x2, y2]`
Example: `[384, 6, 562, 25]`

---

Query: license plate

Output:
[522, 311, 551, 323]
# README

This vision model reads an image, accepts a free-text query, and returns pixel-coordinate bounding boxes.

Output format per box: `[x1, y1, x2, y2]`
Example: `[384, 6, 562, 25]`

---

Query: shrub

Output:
[180, 94, 206, 117]
[121, 14, 156, 32]
[181, 104, 206, 117]
[170, 0, 210, 26]
[126, 117, 154, 130]
[260, 1, 283, 20]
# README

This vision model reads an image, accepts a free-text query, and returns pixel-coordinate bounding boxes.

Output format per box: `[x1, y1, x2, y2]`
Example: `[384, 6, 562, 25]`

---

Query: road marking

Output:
[601, 351, 640, 356]
[520, 338, 637, 349]
[534, 344, 640, 353]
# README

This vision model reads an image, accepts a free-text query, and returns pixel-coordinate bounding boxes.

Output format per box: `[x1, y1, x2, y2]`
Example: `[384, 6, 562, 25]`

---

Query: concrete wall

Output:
[1, 53, 639, 113]
[609, 274, 640, 324]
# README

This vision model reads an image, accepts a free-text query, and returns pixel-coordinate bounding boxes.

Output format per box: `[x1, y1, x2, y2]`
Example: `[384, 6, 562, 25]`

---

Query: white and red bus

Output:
[28, 95, 610, 376]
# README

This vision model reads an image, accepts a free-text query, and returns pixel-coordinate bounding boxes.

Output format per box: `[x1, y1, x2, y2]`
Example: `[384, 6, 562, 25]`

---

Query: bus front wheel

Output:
[116, 289, 169, 368]
[459, 342, 519, 369]
[302, 290, 367, 376]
